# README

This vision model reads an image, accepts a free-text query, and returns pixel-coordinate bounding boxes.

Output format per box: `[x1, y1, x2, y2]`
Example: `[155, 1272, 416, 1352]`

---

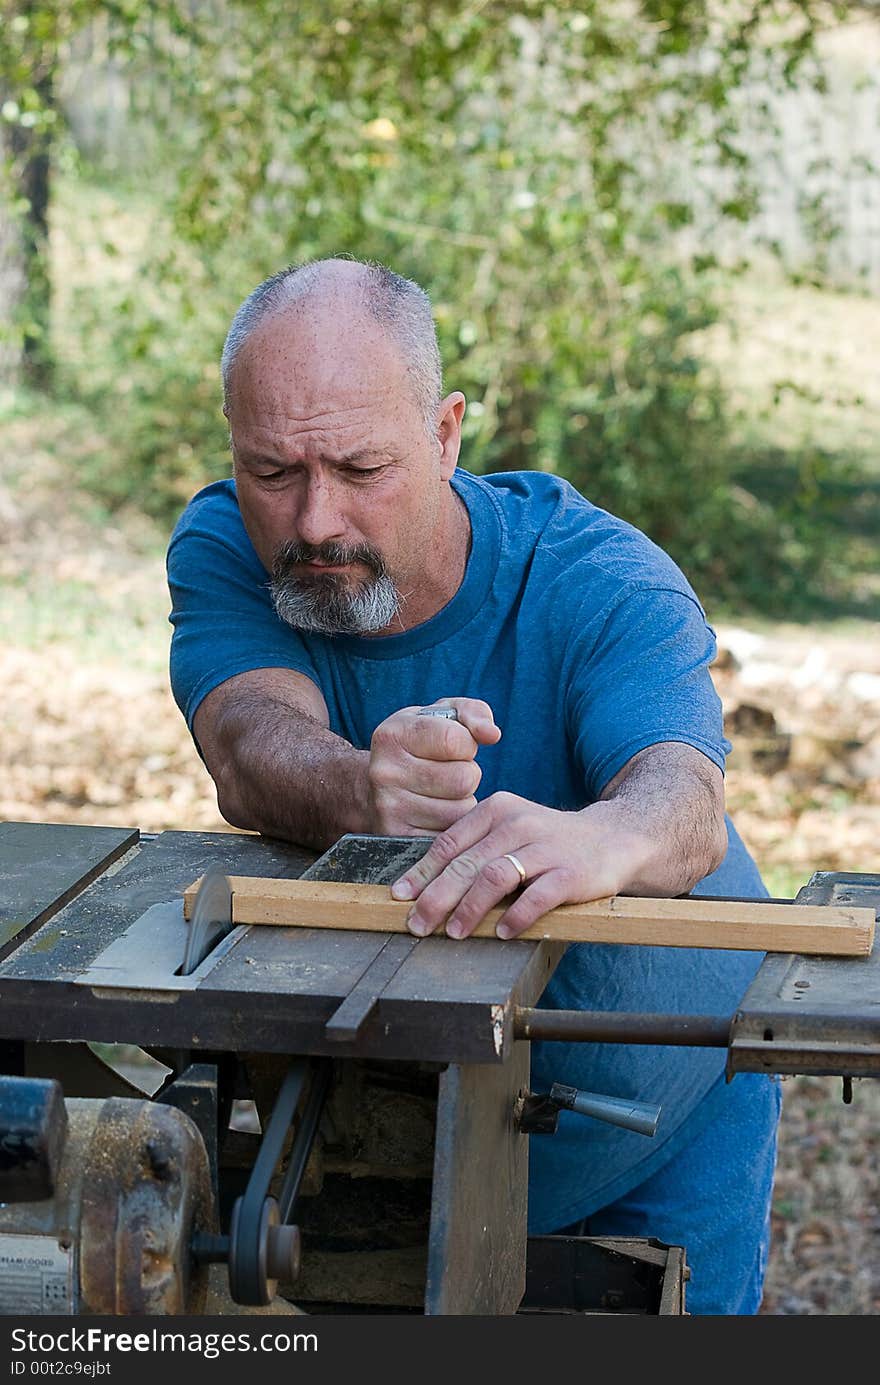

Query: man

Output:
[167, 257, 782, 1314]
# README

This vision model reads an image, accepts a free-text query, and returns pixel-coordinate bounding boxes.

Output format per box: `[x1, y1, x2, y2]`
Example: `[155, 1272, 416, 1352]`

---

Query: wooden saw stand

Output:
[0, 821, 878, 1316]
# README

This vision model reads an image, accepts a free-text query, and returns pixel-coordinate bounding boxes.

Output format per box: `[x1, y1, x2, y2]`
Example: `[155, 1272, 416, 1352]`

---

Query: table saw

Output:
[0, 820, 878, 1317]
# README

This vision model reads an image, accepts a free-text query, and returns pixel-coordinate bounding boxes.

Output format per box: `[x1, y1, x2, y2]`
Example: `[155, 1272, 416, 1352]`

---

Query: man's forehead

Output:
[231, 303, 409, 401]
[249, 296, 396, 361]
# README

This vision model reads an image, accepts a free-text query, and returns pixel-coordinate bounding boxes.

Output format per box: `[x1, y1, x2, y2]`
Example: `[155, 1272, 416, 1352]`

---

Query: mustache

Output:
[272, 539, 388, 580]
[269, 537, 401, 634]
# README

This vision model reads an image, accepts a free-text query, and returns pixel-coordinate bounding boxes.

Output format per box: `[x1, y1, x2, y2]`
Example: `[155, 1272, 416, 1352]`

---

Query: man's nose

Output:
[294, 476, 347, 546]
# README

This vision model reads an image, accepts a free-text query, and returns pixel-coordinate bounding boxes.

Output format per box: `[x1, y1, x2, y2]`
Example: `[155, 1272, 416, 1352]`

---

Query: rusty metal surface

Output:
[78, 1097, 215, 1314]
[515, 1008, 732, 1047]
[728, 872, 880, 1076]
[0, 1096, 215, 1314]
[0, 1100, 101, 1312]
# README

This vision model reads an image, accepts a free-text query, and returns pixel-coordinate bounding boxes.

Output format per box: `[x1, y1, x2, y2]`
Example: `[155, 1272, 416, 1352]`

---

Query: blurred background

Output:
[1, 0, 878, 1313]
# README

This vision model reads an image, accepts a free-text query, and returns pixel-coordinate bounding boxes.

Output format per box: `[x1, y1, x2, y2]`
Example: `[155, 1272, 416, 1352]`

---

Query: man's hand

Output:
[389, 792, 644, 938]
[368, 698, 502, 835]
[389, 743, 728, 939]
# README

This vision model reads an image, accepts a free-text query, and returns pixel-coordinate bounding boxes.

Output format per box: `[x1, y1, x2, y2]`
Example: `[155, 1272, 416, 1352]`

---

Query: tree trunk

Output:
[0, 2, 54, 389]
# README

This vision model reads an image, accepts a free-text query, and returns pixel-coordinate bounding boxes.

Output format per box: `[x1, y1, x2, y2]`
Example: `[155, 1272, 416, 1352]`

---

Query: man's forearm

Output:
[209, 693, 372, 850]
[595, 742, 728, 897]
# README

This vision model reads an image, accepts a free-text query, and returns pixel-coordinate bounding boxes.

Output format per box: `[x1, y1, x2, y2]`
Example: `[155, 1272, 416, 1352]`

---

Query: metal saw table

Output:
[1, 821, 878, 1316]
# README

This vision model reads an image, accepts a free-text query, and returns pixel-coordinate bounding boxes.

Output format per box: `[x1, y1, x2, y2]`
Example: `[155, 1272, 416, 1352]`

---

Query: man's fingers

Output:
[408, 859, 577, 942]
[419, 698, 502, 748]
[385, 700, 500, 762]
[388, 790, 626, 938]
[493, 869, 576, 939]
[367, 701, 498, 840]
[391, 792, 525, 901]
[405, 715, 480, 762]
[436, 848, 538, 939]
[446, 698, 502, 747]
[390, 799, 495, 900]
[371, 752, 481, 800]
[379, 792, 478, 835]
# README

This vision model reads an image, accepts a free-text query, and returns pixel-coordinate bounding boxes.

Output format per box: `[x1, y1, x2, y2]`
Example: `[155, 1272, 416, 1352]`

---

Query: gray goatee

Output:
[269, 539, 401, 635]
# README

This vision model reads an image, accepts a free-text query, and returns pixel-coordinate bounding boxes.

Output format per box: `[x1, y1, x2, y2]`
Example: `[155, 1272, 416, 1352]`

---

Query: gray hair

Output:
[220, 258, 443, 433]
[270, 536, 402, 635]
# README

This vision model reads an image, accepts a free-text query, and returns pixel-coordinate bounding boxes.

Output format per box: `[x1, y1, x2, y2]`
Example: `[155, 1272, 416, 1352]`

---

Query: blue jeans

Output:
[567, 1071, 783, 1315]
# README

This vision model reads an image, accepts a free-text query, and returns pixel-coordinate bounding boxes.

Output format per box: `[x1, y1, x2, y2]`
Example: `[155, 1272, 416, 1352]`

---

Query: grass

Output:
[762, 864, 815, 901]
[699, 264, 880, 621]
[0, 385, 171, 672]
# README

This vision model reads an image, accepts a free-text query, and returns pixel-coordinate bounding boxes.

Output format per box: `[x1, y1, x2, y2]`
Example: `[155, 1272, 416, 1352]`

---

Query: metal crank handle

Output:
[551, 1083, 661, 1137]
[516, 1083, 661, 1138]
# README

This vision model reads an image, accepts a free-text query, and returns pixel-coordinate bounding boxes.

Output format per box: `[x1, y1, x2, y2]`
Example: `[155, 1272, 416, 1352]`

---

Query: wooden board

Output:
[182, 875, 876, 957]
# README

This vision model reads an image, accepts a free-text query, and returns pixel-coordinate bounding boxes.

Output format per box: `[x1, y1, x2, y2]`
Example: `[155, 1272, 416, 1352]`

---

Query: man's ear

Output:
[436, 391, 466, 479]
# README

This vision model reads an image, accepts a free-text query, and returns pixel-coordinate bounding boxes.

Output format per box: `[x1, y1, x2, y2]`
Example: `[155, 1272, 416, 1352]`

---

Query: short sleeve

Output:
[564, 585, 730, 801]
[166, 491, 320, 731]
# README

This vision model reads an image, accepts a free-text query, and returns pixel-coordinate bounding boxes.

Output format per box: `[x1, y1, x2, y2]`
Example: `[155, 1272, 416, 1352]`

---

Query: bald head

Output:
[221, 258, 443, 433]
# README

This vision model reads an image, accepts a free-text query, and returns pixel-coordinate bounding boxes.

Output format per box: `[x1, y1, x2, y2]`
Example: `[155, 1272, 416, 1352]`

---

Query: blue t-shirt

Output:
[167, 467, 768, 1231]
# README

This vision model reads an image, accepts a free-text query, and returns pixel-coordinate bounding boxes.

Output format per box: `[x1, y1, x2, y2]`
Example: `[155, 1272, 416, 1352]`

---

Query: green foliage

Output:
[57, 199, 234, 515]
[3, 0, 865, 610]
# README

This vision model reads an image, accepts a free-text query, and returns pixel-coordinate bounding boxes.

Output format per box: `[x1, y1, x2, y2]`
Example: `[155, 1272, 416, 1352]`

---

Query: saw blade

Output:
[181, 864, 234, 976]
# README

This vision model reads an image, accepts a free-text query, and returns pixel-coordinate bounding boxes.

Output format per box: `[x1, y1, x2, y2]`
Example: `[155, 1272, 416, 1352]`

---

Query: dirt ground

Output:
[1, 452, 879, 1314]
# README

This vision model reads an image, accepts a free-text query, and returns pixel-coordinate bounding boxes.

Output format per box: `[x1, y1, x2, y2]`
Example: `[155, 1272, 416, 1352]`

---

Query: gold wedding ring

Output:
[502, 852, 528, 886]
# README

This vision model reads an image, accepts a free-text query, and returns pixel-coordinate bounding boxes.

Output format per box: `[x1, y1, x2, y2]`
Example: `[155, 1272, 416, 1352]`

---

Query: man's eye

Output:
[344, 465, 385, 478]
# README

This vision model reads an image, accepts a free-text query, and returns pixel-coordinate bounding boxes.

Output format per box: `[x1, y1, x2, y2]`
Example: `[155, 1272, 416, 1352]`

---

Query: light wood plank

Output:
[182, 876, 875, 957]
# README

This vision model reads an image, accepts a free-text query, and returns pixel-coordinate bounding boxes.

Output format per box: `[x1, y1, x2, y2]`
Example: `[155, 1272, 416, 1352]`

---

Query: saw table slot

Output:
[74, 901, 251, 993]
[323, 934, 422, 1042]
[303, 834, 430, 1042]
